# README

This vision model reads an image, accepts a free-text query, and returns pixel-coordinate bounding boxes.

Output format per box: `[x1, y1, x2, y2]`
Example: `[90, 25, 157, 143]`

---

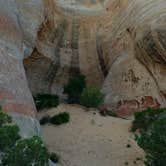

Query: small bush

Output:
[0, 107, 50, 166]
[40, 115, 50, 125]
[0, 125, 20, 151]
[63, 74, 86, 104]
[0, 111, 12, 127]
[131, 108, 166, 132]
[2, 136, 49, 166]
[33, 93, 59, 111]
[80, 87, 105, 108]
[50, 112, 70, 125]
[0, 110, 20, 151]
[124, 161, 129, 165]
[136, 117, 166, 166]
[49, 152, 60, 163]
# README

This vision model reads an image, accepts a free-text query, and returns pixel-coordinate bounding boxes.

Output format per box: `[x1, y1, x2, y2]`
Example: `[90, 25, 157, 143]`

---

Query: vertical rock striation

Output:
[1, 0, 166, 118]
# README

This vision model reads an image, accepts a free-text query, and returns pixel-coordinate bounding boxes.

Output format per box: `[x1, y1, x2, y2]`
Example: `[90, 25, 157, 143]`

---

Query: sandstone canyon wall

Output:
[101, 0, 166, 115]
[24, 0, 166, 115]
[0, 0, 44, 136]
[0, 0, 166, 124]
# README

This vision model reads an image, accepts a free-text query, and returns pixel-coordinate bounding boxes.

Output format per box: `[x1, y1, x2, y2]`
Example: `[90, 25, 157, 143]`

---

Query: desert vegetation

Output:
[80, 86, 105, 108]
[131, 108, 166, 132]
[0, 107, 59, 166]
[33, 75, 105, 112]
[49, 152, 60, 163]
[39, 115, 50, 125]
[132, 108, 166, 166]
[2, 136, 49, 166]
[64, 74, 105, 108]
[33, 93, 59, 111]
[63, 74, 86, 104]
[40, 112, 70, 126]
[136, 116, 166, 166]
[50, 112, 70, 125]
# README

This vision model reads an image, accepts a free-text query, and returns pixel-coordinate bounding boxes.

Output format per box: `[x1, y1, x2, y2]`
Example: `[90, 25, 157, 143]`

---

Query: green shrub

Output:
[63, 74, 86, 104]
[0, 109, 20, 151]
[0, 111, 12, 127]
[80, 87, 105, 108]
[124, 161, 129, 165]
[49, 152, 60, 163]
[0, 108, 50, 166]
[40, 115, 50, 125]
[131, 108, 166, 132]
[33, 93, 59, 111]
[136, 117, 166, 166]
[2, 136, 49, 166]
[50, 112, 70, 125]
[0, 125, 20, 151]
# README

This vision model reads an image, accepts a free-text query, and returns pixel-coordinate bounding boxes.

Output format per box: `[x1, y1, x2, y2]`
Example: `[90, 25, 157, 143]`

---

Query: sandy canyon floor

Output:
[38, 104, 145, 166]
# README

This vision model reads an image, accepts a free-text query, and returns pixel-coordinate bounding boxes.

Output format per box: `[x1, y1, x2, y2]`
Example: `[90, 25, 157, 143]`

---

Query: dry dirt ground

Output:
[37, 104, 145, 166]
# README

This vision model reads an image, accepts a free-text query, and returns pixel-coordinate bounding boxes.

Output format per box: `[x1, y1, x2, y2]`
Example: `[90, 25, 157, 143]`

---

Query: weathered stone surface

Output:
[15, 0, 44, 57]
[115, 96, 160, 117]
[0, 0, 44, 138]
[0, 0, 44, 117]
[101, 0, 166, 113]
[11, 112, 41, 138]
[23, 0, 166, 114]
[1, 0, 166, 117]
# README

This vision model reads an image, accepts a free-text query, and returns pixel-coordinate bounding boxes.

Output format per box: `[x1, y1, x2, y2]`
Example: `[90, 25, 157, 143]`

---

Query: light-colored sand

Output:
[38, 104, 144, 166]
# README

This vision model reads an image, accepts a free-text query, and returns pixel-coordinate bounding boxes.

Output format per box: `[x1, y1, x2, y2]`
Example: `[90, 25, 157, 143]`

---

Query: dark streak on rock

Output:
[69, 16, 80, 76]
[158, 29, 166, 50]
[144, 32, 166, 65]
[96, 36, 108, 77]
[46, 20, 67, 91]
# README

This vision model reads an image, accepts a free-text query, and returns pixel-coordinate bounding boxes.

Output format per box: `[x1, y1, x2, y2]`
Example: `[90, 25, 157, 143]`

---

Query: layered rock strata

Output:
[24, 0, 166, 115]
[1, 0, 166, 119]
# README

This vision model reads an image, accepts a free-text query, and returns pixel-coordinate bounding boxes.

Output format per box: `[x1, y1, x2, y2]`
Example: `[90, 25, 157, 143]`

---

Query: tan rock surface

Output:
[0, 0, 44, 116]
[0, 0, 166, 117]
[23, 0, 166, 114]
[0, 0, 44, 136]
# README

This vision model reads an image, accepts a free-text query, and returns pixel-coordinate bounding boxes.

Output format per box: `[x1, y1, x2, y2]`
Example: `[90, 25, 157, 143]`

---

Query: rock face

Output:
[1, 0, 166, 117]
[101, 0, 166, 114]
[24, 0, 166, 115]
[0, 0, 44, 135]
